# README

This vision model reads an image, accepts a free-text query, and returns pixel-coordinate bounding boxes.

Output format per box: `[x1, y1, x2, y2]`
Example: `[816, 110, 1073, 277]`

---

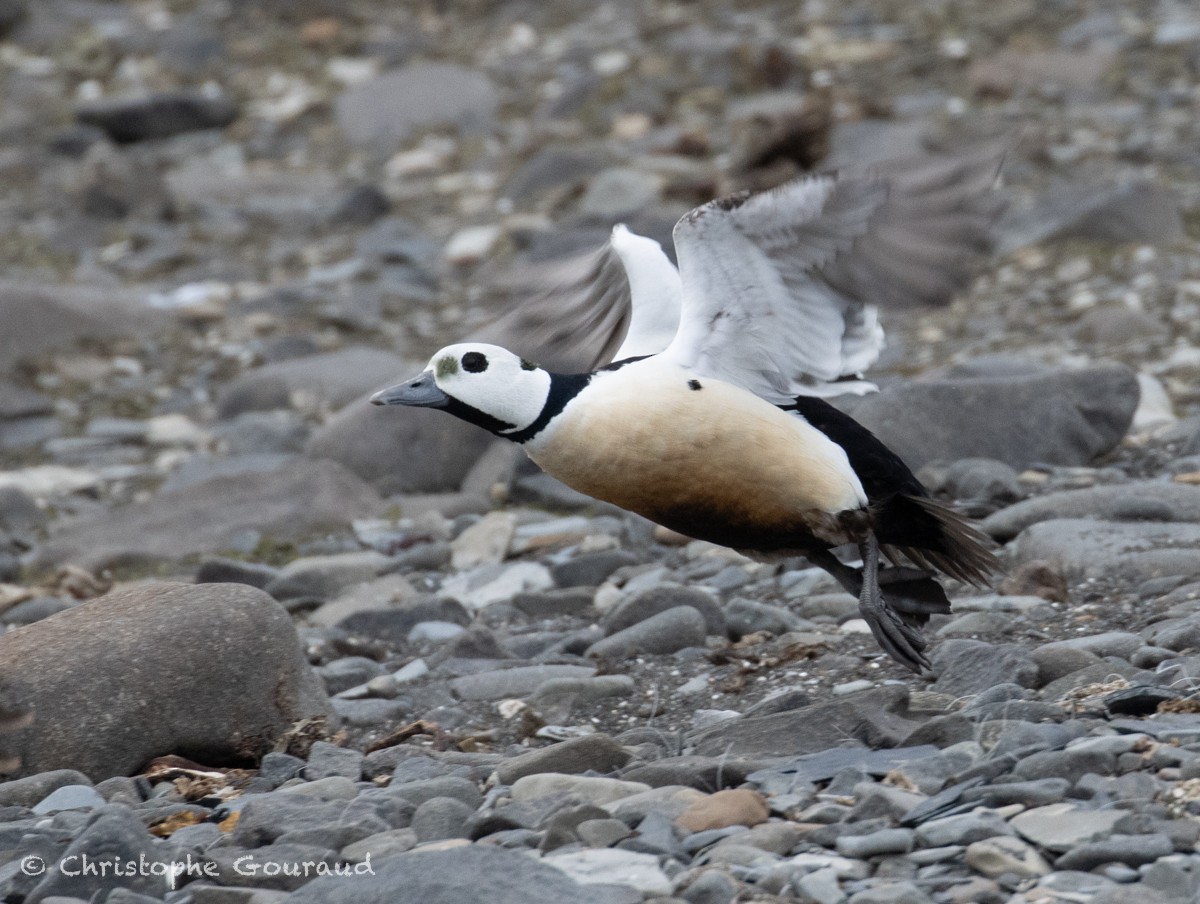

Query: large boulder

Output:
[982, 481, 1200, 541]
[217, 347, 410, 418]
[0, 582, 333, 780]
[35, 458, 382, 570]
[842, 364, 1138, 471]
[0, 281, 163, 377]
[306, 403, 494, 497]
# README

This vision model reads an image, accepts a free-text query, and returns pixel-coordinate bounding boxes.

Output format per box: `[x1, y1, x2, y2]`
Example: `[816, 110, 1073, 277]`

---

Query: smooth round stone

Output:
[411, 796, 474, 842]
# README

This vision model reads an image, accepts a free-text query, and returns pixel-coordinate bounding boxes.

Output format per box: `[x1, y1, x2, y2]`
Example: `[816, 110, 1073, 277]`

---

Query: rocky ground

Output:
[1, 0, 1200, 902]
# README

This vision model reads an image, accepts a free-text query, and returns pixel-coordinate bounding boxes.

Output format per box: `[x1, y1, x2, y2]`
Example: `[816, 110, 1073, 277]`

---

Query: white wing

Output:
[608, 225, 682, 360]
[662, 146, 1003, 402]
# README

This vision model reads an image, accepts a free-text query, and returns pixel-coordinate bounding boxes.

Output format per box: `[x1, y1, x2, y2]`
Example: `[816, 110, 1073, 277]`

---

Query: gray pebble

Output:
[587, 606, 708, 659]
[389, 775, 483, 810]
[494, 733, 631, 785]
[914, 810, 1014, 848]
[603, 585, 725, 637]
[681, 870, 739, 904]
[411, 796, 475, 842]
[1055, 833, 1173, 871]
[835, 828, 915, 858]
[304, 741, 364, 781]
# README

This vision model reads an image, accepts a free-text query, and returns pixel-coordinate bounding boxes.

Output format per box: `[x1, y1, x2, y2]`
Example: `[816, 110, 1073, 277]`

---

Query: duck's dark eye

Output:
[461, 351, 489, 373]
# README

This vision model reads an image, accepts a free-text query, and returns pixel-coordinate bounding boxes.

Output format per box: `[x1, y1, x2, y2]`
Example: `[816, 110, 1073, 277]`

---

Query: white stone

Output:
[839, 619, 873, 635]
[1132, 372, 1176, 432]
[443, 224, 503, 265]
[392, 659, 429, 683]
[407, 621, 465, 643]
[441, 562, 554, 610]
[544, 848, 670, 896]
[0, 466, 100, 498]
[451, 511, 516, 569]
[693, 709, 741, 730]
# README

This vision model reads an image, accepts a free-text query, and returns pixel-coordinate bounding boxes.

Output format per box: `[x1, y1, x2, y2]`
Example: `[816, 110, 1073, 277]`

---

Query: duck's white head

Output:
[370, 343, 555, 439]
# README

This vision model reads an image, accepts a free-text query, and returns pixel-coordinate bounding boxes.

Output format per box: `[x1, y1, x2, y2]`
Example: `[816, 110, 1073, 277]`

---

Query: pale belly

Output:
[524, 374, 867, 551]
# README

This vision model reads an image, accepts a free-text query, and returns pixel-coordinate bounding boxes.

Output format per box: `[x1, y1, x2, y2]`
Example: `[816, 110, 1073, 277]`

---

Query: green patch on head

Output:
[520, 358, 538, 371]
[436, 356, 459, 379]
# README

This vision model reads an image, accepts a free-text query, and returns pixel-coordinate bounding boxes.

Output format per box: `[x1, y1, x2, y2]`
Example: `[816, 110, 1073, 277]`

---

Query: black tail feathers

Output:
[877, 493, 1000, 587]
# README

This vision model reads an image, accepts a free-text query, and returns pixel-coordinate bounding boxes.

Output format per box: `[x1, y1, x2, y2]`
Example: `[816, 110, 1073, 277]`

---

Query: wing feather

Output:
[663, 144, 1004, 400]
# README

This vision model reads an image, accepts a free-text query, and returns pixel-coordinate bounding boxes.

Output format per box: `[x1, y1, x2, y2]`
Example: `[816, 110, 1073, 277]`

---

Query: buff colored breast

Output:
[523, 362, 867, 548]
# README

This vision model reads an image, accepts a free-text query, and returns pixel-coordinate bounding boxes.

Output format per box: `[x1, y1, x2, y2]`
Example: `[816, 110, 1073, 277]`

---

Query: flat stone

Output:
[1011, 803, 1125, 853]
[692, 687, 918, 758]
[929, 640, 1039, 696]
[218, 348, 409, 419]
[529, 675, 635, 707]
[23, 804, 162, 902]
[543, 847, 672, 896]
[265, 551, 393, 602]
[31, 784, 105, 814]
[983, 482, 1200, 541]
[493, 734, 632, 785]
[449, 665, 595, 701]
[838, 365, 1138, 472]
[1055, 833, 1173, 871]
[288, 844, 613, 904]
[914, 811, 1014, 848]
[35, 460, 382, 570]
[0, 281, 162, 378]
[450, 512, 516, 570]
[511, 774, 650, 806]
[1011, 519, 1200, 584]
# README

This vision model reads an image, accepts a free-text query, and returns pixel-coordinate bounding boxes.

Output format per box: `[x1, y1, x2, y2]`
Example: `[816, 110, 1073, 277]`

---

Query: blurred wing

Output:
[663, 145, 1004, 401]
[483, 227, 682, 371]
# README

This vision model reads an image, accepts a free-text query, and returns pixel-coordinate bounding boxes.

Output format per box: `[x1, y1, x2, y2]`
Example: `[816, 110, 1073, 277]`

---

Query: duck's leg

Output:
[857, 534, 930, 673]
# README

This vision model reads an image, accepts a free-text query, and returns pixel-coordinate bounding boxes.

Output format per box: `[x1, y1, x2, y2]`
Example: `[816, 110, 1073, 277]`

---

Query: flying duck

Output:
[371, 148, 1003, 672]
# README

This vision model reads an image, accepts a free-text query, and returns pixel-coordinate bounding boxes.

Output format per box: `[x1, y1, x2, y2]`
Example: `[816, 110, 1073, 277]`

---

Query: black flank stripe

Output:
[780, 395, 925, 502]
[504, 372, 592, 444]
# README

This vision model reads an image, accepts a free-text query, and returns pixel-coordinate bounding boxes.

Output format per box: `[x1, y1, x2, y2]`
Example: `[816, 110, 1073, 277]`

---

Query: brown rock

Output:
[676, 789, 770, 833]
[0, 582, 333, 780]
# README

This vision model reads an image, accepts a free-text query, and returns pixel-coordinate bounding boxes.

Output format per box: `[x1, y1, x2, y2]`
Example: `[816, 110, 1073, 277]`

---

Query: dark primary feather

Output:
[477, 246, 631, 372]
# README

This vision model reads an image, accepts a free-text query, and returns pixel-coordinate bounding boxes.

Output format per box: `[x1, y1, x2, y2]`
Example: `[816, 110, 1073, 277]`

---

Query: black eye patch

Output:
[461, 352, 489, 373]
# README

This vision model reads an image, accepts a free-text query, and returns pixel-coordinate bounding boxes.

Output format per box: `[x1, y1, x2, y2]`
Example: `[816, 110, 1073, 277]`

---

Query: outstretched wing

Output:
[662, 145, 1004, 401]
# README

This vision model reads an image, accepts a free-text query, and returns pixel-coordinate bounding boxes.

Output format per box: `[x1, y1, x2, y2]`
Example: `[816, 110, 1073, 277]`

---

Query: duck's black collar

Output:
[503, 372, 592, 444]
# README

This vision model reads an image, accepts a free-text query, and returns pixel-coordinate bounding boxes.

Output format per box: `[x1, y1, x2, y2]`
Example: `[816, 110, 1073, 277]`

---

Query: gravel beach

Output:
[1, 0, 1200, 902]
